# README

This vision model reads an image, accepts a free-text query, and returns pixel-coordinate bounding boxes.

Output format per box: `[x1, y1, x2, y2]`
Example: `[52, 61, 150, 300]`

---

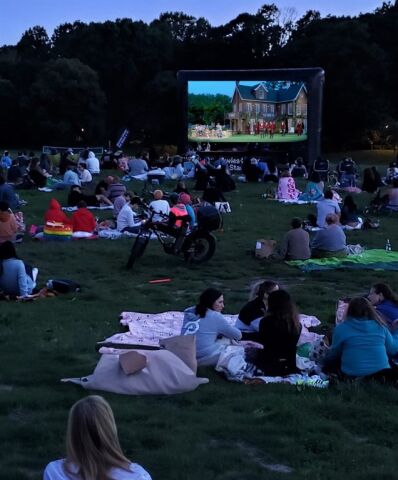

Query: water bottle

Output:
[386, 239, 392, 252]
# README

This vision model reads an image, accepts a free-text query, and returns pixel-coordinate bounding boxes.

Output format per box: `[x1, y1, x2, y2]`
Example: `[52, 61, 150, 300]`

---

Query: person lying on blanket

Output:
[323, 297, 398, 383]
[181, 288, 242, 367]
[235, 280, 280, 342]
[368, 283, 398, 330]
[252, 289, 302, 377]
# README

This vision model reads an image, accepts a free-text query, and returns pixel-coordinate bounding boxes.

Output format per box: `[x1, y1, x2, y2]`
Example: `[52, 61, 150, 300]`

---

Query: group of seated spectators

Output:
[182, 280, 398, 385]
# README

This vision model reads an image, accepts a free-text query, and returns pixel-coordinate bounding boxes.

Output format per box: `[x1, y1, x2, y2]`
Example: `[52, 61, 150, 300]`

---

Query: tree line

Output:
[1, 2, 398, 150]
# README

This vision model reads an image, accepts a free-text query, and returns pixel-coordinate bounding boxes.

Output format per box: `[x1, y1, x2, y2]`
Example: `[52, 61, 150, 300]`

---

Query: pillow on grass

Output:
[159, 335, 197, 373]
[62, 350, 208, 395]
[119, 351, 147, 375]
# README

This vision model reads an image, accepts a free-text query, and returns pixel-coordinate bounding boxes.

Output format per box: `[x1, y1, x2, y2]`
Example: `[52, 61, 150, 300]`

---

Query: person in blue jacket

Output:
[325, 296, 398, 382]
[368, 283, 398, 329]
[182, 288, 242, 366]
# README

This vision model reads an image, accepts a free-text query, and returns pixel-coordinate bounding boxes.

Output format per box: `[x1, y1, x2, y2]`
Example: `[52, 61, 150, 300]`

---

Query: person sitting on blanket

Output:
[235, 280, 280, 341]
[67, 185, 112, 208]
[116, 196, 142, 234]
[368, 283, 398, 329]
[148, 189, 170, 222]
[45, 198, 72, 225]
[311, 213, 347, 258]
[71, 201, 97, 237]
[43, 395, 152, 480]
[182, 288, 242, 367]
[0, 201, 18, 244]
[253, 289, 302, 376]
[279, 217, 311, 261]
[323, 297, 398, 382]
[341, 195, 361, 228]
[316, 189, 341, 227]
[0, 241, 38, 298]
[298, 171, 324, 202]
[277, 170, 300, 201]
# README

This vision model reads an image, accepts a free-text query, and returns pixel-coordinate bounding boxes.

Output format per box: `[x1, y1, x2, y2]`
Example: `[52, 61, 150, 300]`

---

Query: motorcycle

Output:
[126, 204, 221, 270]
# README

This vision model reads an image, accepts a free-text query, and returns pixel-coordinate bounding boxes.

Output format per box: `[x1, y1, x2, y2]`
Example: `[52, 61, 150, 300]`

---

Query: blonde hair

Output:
[64, 395, 130, 480]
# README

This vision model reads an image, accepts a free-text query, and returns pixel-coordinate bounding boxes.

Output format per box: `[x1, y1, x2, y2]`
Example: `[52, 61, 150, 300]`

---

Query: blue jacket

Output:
[376, 300, 398, 325]
[326, 317, 398, 376]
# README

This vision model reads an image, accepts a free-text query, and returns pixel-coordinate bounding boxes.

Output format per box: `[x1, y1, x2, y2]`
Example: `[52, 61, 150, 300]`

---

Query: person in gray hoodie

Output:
[182, 288, 242, 366]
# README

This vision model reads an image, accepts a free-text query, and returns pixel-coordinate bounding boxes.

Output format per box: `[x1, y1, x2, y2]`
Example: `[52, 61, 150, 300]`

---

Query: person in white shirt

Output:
[117, 196, 142, 233]
[86, 151, 100, 175]
[148, 189, 170, 222]
[77, 162, 92, 185]
[43, 395, 151, 480]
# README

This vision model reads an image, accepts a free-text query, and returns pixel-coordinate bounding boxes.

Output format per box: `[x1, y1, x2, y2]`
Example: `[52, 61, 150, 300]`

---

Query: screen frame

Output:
[177, 68, 324, 164]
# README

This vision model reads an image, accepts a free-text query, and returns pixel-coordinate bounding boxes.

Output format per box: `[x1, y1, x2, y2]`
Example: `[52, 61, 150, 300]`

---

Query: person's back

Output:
[44, 199, 71, 225]
[0, 179, 19, 210]
[72, 206, 96, 233]
[128, 157, 148, 176]
[327, 317, 396, 377]
[43, 395, 151, 480]
[312, 222, 347, 255]
[86, 152, 100, 174]
[149, 198, 170, 222]
[281, 226, 311, 260]
[258, 314, 301, 375]
[316, 192, 340, 227]
[107, 181, 127, 203]
[63, 169, 80, 186]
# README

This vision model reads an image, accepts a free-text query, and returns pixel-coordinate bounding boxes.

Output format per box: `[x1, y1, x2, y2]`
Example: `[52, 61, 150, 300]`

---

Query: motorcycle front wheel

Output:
[184, 231, 216, 264]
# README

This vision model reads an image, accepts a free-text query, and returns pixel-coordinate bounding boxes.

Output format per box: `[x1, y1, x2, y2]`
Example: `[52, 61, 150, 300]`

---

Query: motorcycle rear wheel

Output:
[184, 232, 216, 264]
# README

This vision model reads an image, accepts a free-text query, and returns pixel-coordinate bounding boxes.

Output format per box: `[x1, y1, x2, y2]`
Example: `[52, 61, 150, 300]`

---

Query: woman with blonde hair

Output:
[43, 395, 151, 480]
[324, 297, 398, 382]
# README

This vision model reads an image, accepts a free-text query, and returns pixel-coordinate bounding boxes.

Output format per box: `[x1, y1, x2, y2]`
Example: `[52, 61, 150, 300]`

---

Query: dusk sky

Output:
[0, 0, 385, 47]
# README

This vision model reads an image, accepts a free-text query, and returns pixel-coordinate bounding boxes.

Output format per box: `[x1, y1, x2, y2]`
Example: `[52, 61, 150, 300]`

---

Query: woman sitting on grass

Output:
[324, 297, 398, 382]
[0, 241, 37, 298]
[182, 288, 242, 366]
[277, 170, 300, 201]
[253, 289, 302, 376]
[341, 195, 362, 229]
[235, 280, 280, 341]
[368, 283, 398, 329]
[43, 395, 151, 480]
[298, 171, 324, 202]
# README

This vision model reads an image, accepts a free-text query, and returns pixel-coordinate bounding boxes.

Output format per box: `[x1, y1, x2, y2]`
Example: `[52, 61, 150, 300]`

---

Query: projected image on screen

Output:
[188, 80, 307, 143]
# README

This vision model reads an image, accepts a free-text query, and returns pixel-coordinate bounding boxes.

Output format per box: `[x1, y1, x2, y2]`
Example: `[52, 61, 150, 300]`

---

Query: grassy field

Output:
[2, 151, 398, 479]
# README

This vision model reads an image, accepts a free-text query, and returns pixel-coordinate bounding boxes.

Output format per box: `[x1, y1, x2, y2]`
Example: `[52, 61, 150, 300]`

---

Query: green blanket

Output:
[287, 249, 398, 272]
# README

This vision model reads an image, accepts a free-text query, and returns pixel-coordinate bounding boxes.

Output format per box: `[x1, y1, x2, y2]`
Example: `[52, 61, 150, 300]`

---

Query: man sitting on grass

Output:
[316, 189, 340, 227]
[311, 213, 347, 258]
[279, 217, 311, 260]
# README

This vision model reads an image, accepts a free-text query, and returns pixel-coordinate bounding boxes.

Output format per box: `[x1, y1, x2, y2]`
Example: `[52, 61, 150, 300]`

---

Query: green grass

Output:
[2, 151, 398, 479]
[188, 133, 308, 143]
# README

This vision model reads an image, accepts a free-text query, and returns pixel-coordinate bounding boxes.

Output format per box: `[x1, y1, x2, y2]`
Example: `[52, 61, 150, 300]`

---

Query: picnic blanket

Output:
[287, 249, 398, 272]
[62, 205, 113, 212]
[269, 198, 318, 205]
[97, 311, 323, 354]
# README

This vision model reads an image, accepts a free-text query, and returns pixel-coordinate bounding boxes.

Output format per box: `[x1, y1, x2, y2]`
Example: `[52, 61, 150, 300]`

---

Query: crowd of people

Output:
[2, 146, 398, 478]
[181, 280, 398, 382]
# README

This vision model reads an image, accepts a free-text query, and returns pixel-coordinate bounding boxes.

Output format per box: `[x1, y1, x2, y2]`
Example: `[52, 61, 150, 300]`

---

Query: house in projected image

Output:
[228, 81, 307, 134]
